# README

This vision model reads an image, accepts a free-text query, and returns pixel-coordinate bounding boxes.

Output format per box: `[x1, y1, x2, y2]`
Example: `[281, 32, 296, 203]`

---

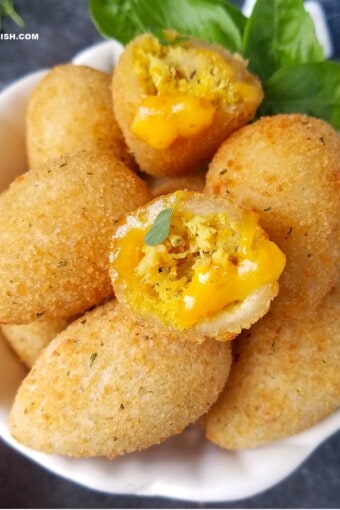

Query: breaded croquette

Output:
[113, 34, 263, 176]
[1, 319, 69, 368]
[205, 114, 340, 318]
[27, 64, 135, 168]
[150, 170, 206, 197]
[110, 191, 285, 341]
[9, 300, 232, 457]
[205, 285, 340, 449]
[0, 151, 151, 324]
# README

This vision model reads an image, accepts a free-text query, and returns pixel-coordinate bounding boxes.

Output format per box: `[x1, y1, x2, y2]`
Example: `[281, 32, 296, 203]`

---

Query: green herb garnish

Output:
[89, 352, 97, 367]
[242, 0, 324, 82]
[0, 0, 24, 30]
[144, 192, 183, 246]
[155, 31, 189, 47]
[89, 0, 340, 129]
[285, 226, 293, 239]
[90, 0, 245, 52]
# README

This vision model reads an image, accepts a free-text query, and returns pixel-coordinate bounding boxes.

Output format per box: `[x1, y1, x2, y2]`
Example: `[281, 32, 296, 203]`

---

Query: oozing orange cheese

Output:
[131, 95, 216, 149]
[233, 82, 263, 104]
[111, 208, 286, 330]
[179, 239, 285, 328]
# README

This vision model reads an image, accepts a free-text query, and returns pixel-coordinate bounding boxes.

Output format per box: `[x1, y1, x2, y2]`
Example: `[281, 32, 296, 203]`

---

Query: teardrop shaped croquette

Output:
[27, 64, 135, 169]
[1, 318, 70, 368]
[113, 34, 263, 176]
[205, 285, 340, 449]
[205, 114, 340, 318]
[110, 191, 285, 342]
[0, 151, 151, 324]
[9, 300, 232, 458]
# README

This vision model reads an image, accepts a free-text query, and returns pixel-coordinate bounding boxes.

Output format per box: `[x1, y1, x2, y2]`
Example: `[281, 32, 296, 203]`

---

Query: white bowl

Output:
[0, 40, 339, 503]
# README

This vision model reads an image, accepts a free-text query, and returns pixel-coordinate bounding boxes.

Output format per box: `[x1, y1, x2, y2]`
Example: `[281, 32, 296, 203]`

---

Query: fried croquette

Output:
[150, 171, 206, 197]
[0, 151, 151, 324]
[109, 191, 285, 341]
[27, 64, 135, 168]
[113, 33, 263, 176]
[205, 285, 340, 449]
[205, 114, 340, 318]
[1, 319, 69, 368]
[9, 299, 232, 457]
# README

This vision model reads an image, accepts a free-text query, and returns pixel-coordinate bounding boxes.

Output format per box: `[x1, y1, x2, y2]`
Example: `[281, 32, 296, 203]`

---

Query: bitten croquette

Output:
[110, 191, 285, 341]
[9, 299, 232, 457]
[113, 34, 263, 176]
[0, 151, 151, 324]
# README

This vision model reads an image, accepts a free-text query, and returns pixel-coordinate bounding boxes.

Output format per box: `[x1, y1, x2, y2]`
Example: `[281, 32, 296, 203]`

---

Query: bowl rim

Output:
[0, 39, 339, 503]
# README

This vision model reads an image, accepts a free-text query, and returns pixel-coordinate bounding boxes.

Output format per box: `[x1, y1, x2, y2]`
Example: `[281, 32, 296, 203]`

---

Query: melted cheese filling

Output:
[131, 35, 262, 149]
[112, 210, 286, 330]
[131, 95, 216, 149]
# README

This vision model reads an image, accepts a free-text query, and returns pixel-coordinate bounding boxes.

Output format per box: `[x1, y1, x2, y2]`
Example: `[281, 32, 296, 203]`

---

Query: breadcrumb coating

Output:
[0, 151, 151, 324]
[10, 300, 232, 457]
[1, 318, 69, 368]
[110, 192, 283, 341]
[205, 285, 340, 449]
[27, 64, 135, 169]
[113, 34, 263, 176]
[206, 114, 340, 318]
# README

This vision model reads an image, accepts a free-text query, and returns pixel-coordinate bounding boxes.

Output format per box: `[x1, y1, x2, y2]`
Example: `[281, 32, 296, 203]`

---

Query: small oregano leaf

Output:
[144, 207, 173, 246]
[144, 192, 184, 246]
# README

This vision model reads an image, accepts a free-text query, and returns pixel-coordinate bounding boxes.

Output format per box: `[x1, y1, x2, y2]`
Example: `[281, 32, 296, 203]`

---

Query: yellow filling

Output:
[111, 208, 286, 330]
[131, 95, 216, 149]
[131, 35, 262, 149]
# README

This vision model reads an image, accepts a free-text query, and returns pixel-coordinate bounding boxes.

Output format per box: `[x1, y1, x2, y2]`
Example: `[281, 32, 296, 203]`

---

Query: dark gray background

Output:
[0, 1, 339, 508]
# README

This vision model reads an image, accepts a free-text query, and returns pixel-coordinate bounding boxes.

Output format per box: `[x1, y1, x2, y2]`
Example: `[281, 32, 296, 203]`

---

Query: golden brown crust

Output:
[110, 191, 279, 342]
[10, 300, 232, 457]
[27, 64, 135, 169]
[1, 319, 69, 368]
[150, 170, 206, 197]
[205, 285, 340, 449]
[112, 34, 263, 176]
[0, 151, 151, 324]
[205, 114, 340, 318]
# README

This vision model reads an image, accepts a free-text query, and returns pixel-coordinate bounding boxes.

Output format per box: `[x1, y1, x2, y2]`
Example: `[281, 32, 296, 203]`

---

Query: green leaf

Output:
[144, 207, 173, 246]
[89, 0, 246, 52]
[0, 0, 24, 30]
[242, 0, 324, 82]
[89, 352, 98, 367]
[89, 0, 142, 44]
[144, 192, 184, 246]
[259, 62, 340, 130]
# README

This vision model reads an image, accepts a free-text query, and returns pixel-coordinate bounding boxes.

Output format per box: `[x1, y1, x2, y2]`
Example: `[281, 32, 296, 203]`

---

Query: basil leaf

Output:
[243, 0, 324, 81]
[0, 0, 24, 30]
[89, 0, 142, 44]
[90, 0, 246, 52]
[259, 62, 340, 130]
[144, 207, 173, 246]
